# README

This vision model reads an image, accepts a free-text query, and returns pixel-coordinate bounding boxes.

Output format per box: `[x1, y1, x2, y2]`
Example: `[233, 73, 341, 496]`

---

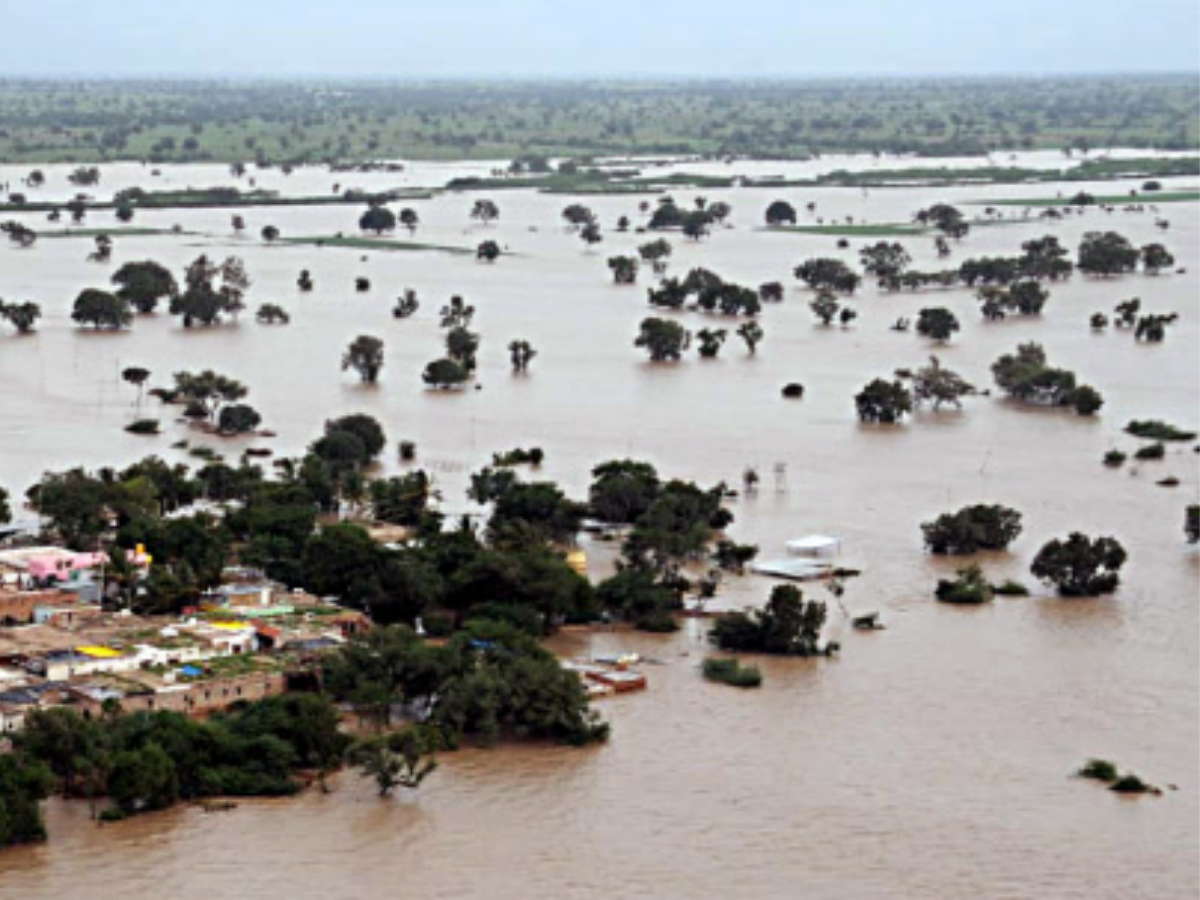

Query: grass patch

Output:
[702, 657, 763, 688]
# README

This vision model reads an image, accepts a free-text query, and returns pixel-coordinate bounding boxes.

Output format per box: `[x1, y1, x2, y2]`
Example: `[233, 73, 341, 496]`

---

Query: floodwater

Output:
[0, 154, 1197, 899]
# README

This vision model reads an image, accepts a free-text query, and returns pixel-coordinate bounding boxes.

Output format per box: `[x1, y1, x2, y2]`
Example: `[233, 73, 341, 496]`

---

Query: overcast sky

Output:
[2, 0, 1197, 77]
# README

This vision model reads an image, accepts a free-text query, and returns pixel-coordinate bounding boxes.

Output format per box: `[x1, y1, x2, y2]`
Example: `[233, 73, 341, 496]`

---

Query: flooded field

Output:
[1, 155, 1197, 899]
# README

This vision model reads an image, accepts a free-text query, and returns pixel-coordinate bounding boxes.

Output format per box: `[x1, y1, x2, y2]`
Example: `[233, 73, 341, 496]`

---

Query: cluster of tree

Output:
[647, 197, 721, 240]
[795, 258, 861, 293]
[709, 585, 831, 656]
[359, 202, 419, 235]
[922, 504, 1023, 554]
[897, 356, 976, 410]
[169, 255, 251, 327]
[914, 203, 969, 238]
[977, 280, 1049, 319]
[325, 621, 608, 747]
[1100, 297, 1180, 342]
[1078, 232, 1173, 277]
[590, 461, 739, 630]
[423, 296, 479, 388]
[991, 343, 1103, 415]
[647, 267, 761, 317]
[3, 693, 345, 840]
[809, 290, 857, 327]
[2, 220, 37, 247]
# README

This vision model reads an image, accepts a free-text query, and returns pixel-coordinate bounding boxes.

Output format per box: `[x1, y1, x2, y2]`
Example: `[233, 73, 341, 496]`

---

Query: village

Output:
[0, 538, 657, 740]
[0, 543, 375, 736]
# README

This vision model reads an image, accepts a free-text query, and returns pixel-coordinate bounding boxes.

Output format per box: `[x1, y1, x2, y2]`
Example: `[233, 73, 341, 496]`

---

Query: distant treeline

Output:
[0, 76, 1196, 164]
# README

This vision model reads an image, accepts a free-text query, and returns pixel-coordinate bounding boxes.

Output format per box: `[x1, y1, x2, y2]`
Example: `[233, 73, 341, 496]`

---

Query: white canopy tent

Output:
[785, 535, 841, 557]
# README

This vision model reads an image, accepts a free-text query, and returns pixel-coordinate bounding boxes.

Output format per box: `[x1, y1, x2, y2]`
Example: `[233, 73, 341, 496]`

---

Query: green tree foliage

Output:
[635, 317, 691, 361]
[256, 303, 290, 324]
[217, 403, 261, 434]
[637, 238, 672, 274]
[709, 584, 828, 655]
[1031, 533, 1127, 596]
[905, 356, 975, 410]
[914, 203, 969, 238]
[325, 623, 608, 747]
[916, 307, 960, 342]
[1140, 243, 1175, 274]
[71, 288, 131, 330]
[991, 343, 1102, 415]
[0, 753, 53, 847]
[342, 334, 385, 383]
[170, 255, 250, 327]
[0, 299, 41, 333]
[1077, 231, 1139, 276]
[922, 504, 1023, 555]
[349, 729, 439, 795]
[172, 369, 248, 421]
[764, 200, 797, 226]
[589, 460, 660, 524]
[855, 378, 913, 424]
[359, 204, 397, 235]
[111, 260, 178, 314]
[608, 255, 638, 284]
[859, 241, 912, 281]
[934, 563, 994, 603]
[369, 472, 432, 527]
[423, 358, 469, 389]
[794, 258, 861, 293]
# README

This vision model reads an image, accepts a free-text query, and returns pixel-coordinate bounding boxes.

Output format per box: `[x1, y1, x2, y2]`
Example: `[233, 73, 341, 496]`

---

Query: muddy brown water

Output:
[0, 154, 1197, 899]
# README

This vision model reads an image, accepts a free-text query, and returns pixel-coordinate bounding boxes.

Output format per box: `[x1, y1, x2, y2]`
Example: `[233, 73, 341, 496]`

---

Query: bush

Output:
[702, 657, 763, 688]
[991, 579, 1029, 596]
[125, 419, 160, 435]
[1134, 442, 1165, 460]
[1125, 420, 1196, 442]
[1110, 774, 1156, 794]
[1078, 758, 1119, 782]
[781, 383, 805, 399]
[935, 564, 994, 604]
[398, 440, 417, 461]
[1103, 450, 1127, 467]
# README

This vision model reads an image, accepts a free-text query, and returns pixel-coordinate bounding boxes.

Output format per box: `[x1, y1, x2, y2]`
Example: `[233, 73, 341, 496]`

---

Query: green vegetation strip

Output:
[282, 235, 476, 255]
[763, 223, 928, 237]
[972, 190, 1199, 207]
[37, 227, 185, 239]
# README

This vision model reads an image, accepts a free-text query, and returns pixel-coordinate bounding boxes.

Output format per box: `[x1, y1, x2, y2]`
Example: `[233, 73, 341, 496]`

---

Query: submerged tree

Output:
[635, 318, 691, 362]
[855, 378, 913, 424]
[343, 335, 385, 383]
[608, 255, 639, 285]
[916, 307, 960, 343]
[509, 339, 537, 372]
[922, 504, 1023, 555]
[709, 584, 828, 656]
[905, 356, 975, 410]
[112, 260, 178, 314]
[71, 289, 131, 330]
[0, 300, 41, 334]
[737, 321, 764, 354]
[1031, 533, 1127, 596]
[696, 328, 727, 359]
